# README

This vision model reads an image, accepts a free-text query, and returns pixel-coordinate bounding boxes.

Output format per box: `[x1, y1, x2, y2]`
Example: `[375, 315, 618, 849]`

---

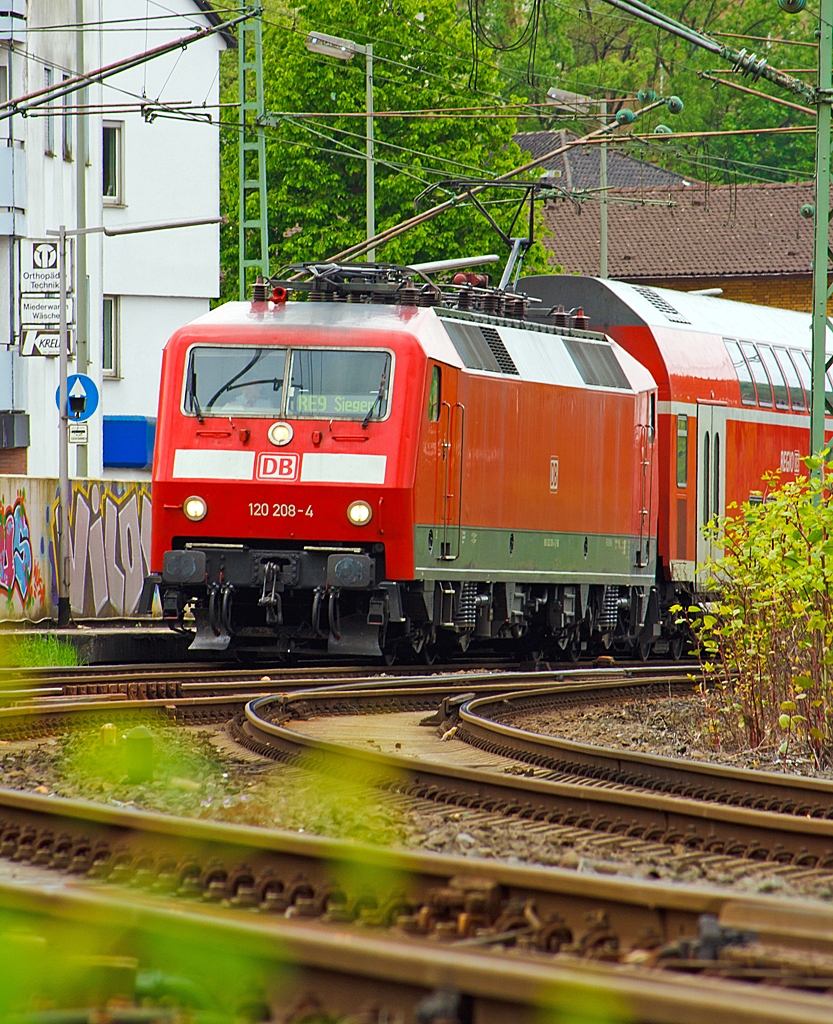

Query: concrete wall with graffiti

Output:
[0, 477, 153, 620]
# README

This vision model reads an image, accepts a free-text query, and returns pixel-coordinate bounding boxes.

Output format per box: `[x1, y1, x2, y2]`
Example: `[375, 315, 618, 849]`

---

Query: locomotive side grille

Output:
[677, 497, 688, 558]
[632, 286, 691, 324]
[440, 320, 519, 375]
[479, 327, 519, 375]
[563, 339, 631, 390]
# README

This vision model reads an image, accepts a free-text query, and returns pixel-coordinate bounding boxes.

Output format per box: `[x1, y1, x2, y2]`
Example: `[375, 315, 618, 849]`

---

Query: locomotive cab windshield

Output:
[183, 345, 392, 421]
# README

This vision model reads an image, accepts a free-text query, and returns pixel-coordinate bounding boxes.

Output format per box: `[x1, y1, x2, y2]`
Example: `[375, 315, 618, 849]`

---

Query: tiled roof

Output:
[514, 132, 689, 190]
[541, 180, 825, 279]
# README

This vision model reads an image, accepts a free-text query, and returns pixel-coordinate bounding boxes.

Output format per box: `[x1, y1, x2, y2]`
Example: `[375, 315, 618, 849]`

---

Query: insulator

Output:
[801, 203, 815, 219]
[370, 291, 388, 303]
[457, 287, 473, 311]
[637, 87, 657, 103]
[616, 108, 635, 125]
[665, 95, 684, 115]
[251, 275, 267, 303]
[418, 286, 441, 307]
[779, 0, 806, 11]
[397, 280, 419, 306]
[548, 303, 569, 327]
[309, 289, 324, 302]
[481, 290, 501, 315]
[504, 294, 527, 320]
[654, 124, 672, 135]
[572, 307, 590, 330]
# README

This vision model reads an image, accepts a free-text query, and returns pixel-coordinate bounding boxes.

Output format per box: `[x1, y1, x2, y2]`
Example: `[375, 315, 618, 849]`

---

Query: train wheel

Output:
[382, 647, 397, 666]
[566, 641, 582, 663]
[670, 636, 685, 661]
[422, 644, 438, 666]
[637, 639, 653, 662]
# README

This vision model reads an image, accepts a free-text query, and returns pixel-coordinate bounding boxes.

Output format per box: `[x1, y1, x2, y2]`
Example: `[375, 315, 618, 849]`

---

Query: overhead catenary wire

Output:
[0, 9, 254, 122]
[319, 99, 666, 264]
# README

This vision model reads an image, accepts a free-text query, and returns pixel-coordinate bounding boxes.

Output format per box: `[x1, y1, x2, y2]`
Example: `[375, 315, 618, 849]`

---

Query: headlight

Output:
[346, 500, 372, 526]
[183, 495, 207, 521]
[268, 421, 294, 446]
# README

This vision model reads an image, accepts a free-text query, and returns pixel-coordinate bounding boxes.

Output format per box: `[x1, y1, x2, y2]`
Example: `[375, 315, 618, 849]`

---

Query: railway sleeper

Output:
[4, 813, 831, 972]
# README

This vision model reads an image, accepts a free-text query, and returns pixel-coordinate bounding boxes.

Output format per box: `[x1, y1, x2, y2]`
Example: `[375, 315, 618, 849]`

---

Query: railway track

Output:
[2, 786, 833, 1022]
[0, 663, 695, 738]
[8, 871, 833, 1024]
[8, 659, 833, 1017]
[239, 677, 833, 876]
[0, 657, 691, 698]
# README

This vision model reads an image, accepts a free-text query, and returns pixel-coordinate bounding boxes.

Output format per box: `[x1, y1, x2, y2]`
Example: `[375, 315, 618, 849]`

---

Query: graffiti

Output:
[0, 498, 33, 602]
[0, 478, 153, 621]
[59, 482, 152, 617]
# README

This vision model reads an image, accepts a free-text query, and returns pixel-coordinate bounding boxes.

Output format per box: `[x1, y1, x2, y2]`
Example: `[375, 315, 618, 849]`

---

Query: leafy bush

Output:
[680, 457, 833, 766]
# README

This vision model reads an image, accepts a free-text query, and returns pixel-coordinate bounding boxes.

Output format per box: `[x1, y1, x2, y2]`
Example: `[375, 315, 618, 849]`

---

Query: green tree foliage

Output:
[684, 460, 833, 766]
[479, 0, 817, 185]
[220, 0, 553, 300]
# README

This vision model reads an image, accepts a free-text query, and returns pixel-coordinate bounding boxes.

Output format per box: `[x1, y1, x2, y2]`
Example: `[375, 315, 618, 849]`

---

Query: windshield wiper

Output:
[206, 351, 263, 410]
[187, 364, 204, 424]
[361, 366, 388, 429]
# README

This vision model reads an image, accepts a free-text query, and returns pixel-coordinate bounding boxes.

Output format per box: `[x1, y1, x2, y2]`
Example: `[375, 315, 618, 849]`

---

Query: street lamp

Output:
[306, 31, 375, 260]
[49, 214, 223, 626]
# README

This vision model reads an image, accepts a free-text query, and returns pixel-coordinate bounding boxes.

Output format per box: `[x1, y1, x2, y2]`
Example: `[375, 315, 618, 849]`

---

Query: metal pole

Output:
[811, 0, 833, 460]
[599, 98, 608, 279]
[365, 43, 375, 262]
[75, 0, 88, 477]
[57, 225, 70, 626]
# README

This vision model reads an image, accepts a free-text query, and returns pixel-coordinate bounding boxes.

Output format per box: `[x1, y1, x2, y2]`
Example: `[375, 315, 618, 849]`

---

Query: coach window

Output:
[186, 346, 287, 416]
[795, 349, 833, 414]
[740, 342, 773, 407]
[287, 349, 391, 420]
[759, 345, 789, 410]
[676, 415, 688, 488]
[428, 366, 441, 421]
[775, 347, 806, 411]
[792, 349, 812, 405]
[723, 339, 756, 405]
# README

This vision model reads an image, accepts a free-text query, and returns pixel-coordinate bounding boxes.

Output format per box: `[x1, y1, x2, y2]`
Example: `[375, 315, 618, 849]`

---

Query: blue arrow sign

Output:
[55, 373, 99, 422]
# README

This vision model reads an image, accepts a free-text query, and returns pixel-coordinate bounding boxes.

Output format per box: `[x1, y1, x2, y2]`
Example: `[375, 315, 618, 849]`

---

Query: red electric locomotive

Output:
[523, 274, 831, 618]
[145, 264, 662, 660]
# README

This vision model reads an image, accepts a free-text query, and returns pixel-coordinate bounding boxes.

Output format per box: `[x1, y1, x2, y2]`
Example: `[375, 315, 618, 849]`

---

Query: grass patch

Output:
[53, 715, 233, 817]
[0, 634, 80, 668]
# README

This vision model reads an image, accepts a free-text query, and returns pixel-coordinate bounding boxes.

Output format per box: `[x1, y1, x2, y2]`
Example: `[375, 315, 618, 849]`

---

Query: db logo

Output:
[257, 452, 299, 481]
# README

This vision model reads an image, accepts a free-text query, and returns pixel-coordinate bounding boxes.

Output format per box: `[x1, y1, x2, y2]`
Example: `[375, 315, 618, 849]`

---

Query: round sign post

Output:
[55, 373, 99, 422]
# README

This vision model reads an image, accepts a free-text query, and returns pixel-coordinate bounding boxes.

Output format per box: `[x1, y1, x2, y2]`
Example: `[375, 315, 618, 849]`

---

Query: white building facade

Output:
[0, 0, 228, 481]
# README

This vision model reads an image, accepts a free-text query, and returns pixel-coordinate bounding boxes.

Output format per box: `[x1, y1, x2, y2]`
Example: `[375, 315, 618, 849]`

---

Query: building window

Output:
[62, 75, 72, 161]
[44, 67, 55, 156]
[102, 123, 122, 203]
[103, 296, 120, 376]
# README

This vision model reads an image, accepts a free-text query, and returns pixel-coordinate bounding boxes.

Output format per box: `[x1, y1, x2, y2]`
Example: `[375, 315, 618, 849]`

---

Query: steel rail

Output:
[457, 686, 833, 813]
[5, 876, 833, 1024]
[1, 786, 833, 977]
[242, 693, 833, 865]
[0, 671, 696, 741]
